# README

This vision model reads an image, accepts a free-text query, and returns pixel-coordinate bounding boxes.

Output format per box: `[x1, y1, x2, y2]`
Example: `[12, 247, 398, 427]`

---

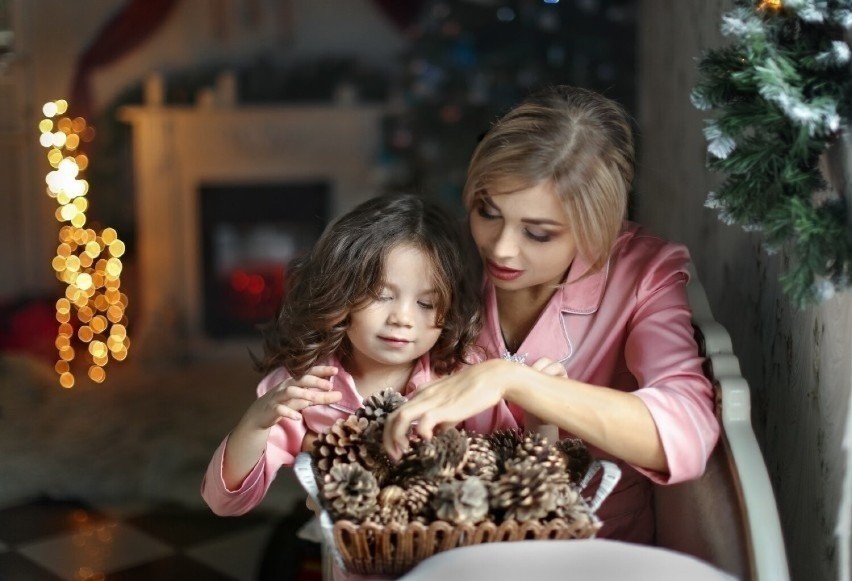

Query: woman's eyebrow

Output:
[483, 194, 564, 226]
[522, 217, 564, 226]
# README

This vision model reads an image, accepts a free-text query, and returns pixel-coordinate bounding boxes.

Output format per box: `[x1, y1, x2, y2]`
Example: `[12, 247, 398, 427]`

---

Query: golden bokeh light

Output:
[42, 101, 130, 386]
[65, 133, 80, 151]
[88, 366, 106, 383]
[78, 326, 93, 343]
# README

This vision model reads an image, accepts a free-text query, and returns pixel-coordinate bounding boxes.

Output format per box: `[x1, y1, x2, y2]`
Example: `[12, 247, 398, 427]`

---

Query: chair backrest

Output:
[653, 269, 789, 581]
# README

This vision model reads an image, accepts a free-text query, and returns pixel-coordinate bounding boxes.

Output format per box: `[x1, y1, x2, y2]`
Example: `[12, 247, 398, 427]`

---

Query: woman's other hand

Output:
[530, 356, 567, 377]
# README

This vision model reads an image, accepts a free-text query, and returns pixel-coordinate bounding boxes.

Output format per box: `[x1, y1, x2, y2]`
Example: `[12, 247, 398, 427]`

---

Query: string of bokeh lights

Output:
[39, 99, 130, 388]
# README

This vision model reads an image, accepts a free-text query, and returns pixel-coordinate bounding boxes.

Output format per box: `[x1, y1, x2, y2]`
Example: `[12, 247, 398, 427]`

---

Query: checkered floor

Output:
[0, 497, 322, 580]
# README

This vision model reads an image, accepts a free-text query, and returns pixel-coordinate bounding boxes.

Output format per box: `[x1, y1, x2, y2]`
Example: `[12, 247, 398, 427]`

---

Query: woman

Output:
[383, 85, 720, 543]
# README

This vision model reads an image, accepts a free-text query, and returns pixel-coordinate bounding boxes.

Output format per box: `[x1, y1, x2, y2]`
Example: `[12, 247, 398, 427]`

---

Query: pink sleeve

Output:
[461, 400, 519, 433]
[200, 368, 310, 516]
[626, 245, 720, 485]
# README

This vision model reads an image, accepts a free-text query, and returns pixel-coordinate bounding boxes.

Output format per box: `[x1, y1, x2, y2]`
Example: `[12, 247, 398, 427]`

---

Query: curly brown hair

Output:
[253, 193, 482, 378]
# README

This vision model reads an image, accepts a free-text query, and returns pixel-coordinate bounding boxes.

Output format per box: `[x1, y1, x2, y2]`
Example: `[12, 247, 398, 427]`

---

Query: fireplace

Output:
[120, 73, 385, 361]
[200, 182, 329, 338]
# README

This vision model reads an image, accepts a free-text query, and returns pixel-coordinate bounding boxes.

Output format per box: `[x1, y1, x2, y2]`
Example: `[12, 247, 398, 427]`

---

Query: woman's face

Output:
[469, 181, 577, 293]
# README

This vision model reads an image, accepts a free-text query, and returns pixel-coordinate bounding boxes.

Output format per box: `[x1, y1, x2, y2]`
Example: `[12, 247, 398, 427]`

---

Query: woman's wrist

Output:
[491, 358, 530, 403]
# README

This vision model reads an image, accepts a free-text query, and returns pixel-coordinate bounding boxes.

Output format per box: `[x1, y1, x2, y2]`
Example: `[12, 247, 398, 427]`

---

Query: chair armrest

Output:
[715, 373, 789, 581]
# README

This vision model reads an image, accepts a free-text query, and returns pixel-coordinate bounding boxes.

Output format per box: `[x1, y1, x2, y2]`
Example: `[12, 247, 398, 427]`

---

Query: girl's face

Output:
[345, 243, 444, 374]
[469, 180, 577, 293]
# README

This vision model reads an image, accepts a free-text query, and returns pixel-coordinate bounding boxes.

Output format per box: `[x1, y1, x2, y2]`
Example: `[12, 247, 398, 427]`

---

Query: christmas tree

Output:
[692, 0, 852, 306]
[380, 0, 636, 212]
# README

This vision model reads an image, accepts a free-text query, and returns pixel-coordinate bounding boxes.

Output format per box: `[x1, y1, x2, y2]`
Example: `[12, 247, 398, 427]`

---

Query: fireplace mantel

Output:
[119, 99, 385, 361]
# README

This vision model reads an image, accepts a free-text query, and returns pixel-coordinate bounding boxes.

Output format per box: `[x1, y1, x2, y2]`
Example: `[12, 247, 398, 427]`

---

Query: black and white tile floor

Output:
[0, 498, 322, 581]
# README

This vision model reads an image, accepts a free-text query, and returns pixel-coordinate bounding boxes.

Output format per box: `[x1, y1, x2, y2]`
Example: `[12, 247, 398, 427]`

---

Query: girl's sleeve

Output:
[200, 368, 310, 516]
[627, 243, 720, 485]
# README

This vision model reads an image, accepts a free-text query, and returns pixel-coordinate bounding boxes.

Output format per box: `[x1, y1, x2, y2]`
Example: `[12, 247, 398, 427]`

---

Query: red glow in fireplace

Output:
[200, 183, 329, 338]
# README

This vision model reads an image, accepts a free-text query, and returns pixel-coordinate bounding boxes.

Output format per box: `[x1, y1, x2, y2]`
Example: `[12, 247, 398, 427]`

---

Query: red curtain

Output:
[69, 0, 180, 119]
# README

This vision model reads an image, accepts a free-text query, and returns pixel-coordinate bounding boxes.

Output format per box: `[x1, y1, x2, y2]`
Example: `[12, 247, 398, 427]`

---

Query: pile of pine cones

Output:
[311, 389, 601, 535]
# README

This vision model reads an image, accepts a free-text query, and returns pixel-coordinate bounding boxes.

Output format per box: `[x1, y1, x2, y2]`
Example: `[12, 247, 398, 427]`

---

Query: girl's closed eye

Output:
[417, 300, 435, 310]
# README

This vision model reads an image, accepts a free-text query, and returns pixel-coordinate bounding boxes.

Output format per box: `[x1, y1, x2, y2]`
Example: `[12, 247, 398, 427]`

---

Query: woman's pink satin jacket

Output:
[476, 221, 720, 543]
[200, 354, 518, 517]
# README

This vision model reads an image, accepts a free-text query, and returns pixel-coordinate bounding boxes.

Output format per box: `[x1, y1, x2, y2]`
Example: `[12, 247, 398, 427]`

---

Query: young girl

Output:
[201, 193, 518, 522]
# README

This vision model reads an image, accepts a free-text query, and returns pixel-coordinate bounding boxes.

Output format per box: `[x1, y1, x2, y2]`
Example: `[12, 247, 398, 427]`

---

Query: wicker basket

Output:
[293, 452, 620, 577]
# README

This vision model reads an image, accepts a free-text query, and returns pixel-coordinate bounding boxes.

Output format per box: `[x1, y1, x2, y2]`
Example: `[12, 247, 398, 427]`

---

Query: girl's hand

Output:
[382, 359, 513, 460]
[241, 366, 342, 430]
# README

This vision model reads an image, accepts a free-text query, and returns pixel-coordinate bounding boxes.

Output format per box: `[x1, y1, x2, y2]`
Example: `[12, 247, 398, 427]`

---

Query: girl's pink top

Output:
[476, 221, 720, 544]
[200, 353, 518, 517]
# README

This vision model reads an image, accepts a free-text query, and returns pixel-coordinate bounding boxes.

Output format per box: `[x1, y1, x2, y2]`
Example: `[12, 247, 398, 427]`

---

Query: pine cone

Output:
[312, 415, 393, 484]
[321, 463, 379, 522]
[490, 456, 559, 522]
[549, 481, 582, 519]
[432, 477, 489, 525]
[365, 484, 410, 525]
[357, 421, 393, 486]
[400, 476, 439, 519]
[356, 388, 407, 425]
[554, 438, 592, 483]
[517, 432, 571, 485]
[312, 415, 371, 476]
[393, 427, 469, 481]
[486, 429, 524, 464]
[460, 433, 500, 482]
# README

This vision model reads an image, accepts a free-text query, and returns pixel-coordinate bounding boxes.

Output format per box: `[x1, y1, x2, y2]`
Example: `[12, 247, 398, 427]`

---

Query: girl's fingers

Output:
[274, 367, 338, 393]
[275, 404, 303, 422]
[299, 365, 337, 389]
[282, 387, 342, 408]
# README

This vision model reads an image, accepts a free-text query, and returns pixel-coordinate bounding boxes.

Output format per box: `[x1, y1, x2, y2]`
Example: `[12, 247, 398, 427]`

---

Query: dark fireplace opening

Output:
[200, 182, 329, 338]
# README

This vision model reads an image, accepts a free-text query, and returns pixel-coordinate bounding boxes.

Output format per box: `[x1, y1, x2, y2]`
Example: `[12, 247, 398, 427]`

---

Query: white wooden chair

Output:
[653, 268, 789, 580]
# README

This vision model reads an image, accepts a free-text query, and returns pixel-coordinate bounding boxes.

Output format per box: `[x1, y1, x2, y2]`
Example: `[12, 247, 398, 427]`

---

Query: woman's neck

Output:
[495, 284, 559, 353]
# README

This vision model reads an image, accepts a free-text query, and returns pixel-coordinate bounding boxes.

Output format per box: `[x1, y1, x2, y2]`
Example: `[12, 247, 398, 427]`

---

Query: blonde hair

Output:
[463, 85, 634, 273]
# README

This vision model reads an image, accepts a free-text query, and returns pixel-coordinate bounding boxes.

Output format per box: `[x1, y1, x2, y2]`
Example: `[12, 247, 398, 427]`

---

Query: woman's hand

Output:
[530, 356, 567, 378]
[240, 366, 342, 430]
[382, 359, 516, 460]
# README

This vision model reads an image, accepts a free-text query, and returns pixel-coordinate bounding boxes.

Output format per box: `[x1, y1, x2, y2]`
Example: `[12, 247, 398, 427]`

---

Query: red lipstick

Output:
[486, 260, 523, 281]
